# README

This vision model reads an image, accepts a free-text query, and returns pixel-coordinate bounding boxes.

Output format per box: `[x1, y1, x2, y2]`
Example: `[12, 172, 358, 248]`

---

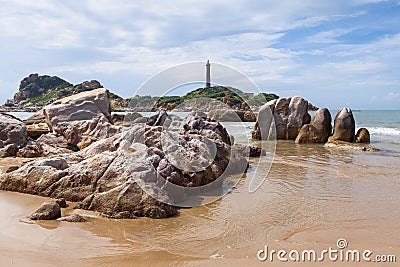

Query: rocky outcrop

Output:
[0, 144, 19, 158]
[252, 96, 310, 140]
[355, 128, 370, 143]
[0, 112, 246, 219]
[0, 113, 28, 150]
[30, 200, 62, 220]
[295, 108, 332, 144]
[43, 88, 112, 131]
[328, 108, 355, 143]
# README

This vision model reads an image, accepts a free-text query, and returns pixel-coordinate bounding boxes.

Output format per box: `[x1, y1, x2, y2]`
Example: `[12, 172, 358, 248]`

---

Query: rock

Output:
[324, 140, 379, 152]
[0, 144, 19, 158]
[207, 109, 256, 122]
[252, 97, 310, 140]
[58, 214, 87, 222]
[16, 144, 41, 158]
[36, 134, 79, 156]
[26, 123, 50, 139]
[355, 128, 370, 143]
[55, 198, 67, 208]
[0, 113, 27, 148]
[329, 108, 355, 143]
[0, 113, 247, 219]
[207, 109, 242, 122]
[295, 124, 320, 144]
[43, 88, 112, 131]
[122, 112, 144, 126]
[111, 113, 125, 125]
[30, 200, 61, 220]
[295, 108, 332, 144]
[55, 116, 122, 149]
[310, 108, 332, 143]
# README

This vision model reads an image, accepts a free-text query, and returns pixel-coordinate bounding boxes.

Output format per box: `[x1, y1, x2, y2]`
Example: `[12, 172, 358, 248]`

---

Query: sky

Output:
[0, 0, 399, 110]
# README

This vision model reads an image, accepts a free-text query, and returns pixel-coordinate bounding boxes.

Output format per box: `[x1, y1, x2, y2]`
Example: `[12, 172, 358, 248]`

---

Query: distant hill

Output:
[128, 86, 279, 111]
[6, 73, 124, 108]
[2, 74, 279, 112]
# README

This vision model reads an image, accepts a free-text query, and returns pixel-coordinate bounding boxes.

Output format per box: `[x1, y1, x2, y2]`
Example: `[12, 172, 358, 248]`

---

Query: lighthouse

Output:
[206, 60, 211, 88]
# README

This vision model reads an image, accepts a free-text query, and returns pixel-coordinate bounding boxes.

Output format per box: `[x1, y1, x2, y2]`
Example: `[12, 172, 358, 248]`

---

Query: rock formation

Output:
[295, 108, 332, 144]
[252, 96, 310, 140]
[328, 108, 355, 143]
[0, 113, 27, 157]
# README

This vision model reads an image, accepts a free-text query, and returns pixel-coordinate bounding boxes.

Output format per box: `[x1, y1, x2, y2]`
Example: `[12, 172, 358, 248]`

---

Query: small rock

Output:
[58, 214, 87, 222]
[0, 144, 18, 158]
[30, 200, 61, 220]
[355, 128, 370, 143]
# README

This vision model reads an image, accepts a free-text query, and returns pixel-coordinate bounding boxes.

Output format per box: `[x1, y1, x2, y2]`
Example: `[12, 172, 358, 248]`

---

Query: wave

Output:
[367, 127, 400, 136]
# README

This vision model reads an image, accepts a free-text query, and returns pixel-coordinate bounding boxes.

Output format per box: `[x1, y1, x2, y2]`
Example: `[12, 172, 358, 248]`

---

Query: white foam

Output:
[367, 127, 400, 136]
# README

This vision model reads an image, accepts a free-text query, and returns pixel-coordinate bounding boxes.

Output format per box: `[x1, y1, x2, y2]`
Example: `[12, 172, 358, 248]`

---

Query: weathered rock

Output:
[0, 113, 247, 219]
[0, 113, 27, 148]
[56, 198, 68, 208]
[43, 88, 112, 131]
[0, 144, 19, 158]
[324, 140, 379, 152]
[252, 97, 310, 140]
[295, 124, 320, 144]
[36, 134, 79, 156]
[30, 200, 61, 220]
[355, 128, 370, 143]
[55, 116, 122, 149]
[16, 144, 41, 158]
[58, 214, 87, 222]
[207, 109, 256, 122]
[295, 108, 332, 144]
[26, 123, 50, 138]
[329, 108, 355, 143]
[310, 108, 332, 143]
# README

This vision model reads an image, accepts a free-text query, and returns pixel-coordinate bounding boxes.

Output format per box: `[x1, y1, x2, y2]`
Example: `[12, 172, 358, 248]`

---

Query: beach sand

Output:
[1, 141, 399, 266]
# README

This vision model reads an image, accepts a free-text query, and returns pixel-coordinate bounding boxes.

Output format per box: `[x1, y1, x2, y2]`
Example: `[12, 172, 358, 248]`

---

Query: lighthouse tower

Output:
[206, 60, 211, 88]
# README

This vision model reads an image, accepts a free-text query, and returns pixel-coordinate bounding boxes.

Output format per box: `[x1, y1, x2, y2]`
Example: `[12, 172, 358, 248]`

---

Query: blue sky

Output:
[0, 0, 399, 109]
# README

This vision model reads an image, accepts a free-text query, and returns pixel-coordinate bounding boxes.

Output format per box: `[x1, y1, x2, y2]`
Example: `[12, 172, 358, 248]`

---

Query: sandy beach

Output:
[1, 139, 399, 266]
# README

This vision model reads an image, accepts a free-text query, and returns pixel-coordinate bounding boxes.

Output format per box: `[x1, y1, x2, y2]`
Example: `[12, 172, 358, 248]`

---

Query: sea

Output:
[0, 110, 399, 266]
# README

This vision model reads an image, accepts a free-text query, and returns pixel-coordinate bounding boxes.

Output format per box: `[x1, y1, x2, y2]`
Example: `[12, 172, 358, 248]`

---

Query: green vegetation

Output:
[126, 86, 279, 110]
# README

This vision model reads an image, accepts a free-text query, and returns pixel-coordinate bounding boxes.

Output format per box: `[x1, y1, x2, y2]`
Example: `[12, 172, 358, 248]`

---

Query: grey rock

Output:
[30, 200, 61, 220]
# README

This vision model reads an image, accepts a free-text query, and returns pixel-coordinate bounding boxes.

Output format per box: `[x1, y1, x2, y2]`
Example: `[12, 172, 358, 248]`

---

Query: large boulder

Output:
[252, 97, 310, 140]
[295, 108, 332, 144]
[329, 108, 355, 143]
[43, 88, 112, 131]
[355, 128, 370, 143]
[0, 113, 27, 149]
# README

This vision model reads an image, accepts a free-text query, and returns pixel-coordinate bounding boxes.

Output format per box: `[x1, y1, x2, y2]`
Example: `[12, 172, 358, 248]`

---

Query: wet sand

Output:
[1, 141, 399, 266]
